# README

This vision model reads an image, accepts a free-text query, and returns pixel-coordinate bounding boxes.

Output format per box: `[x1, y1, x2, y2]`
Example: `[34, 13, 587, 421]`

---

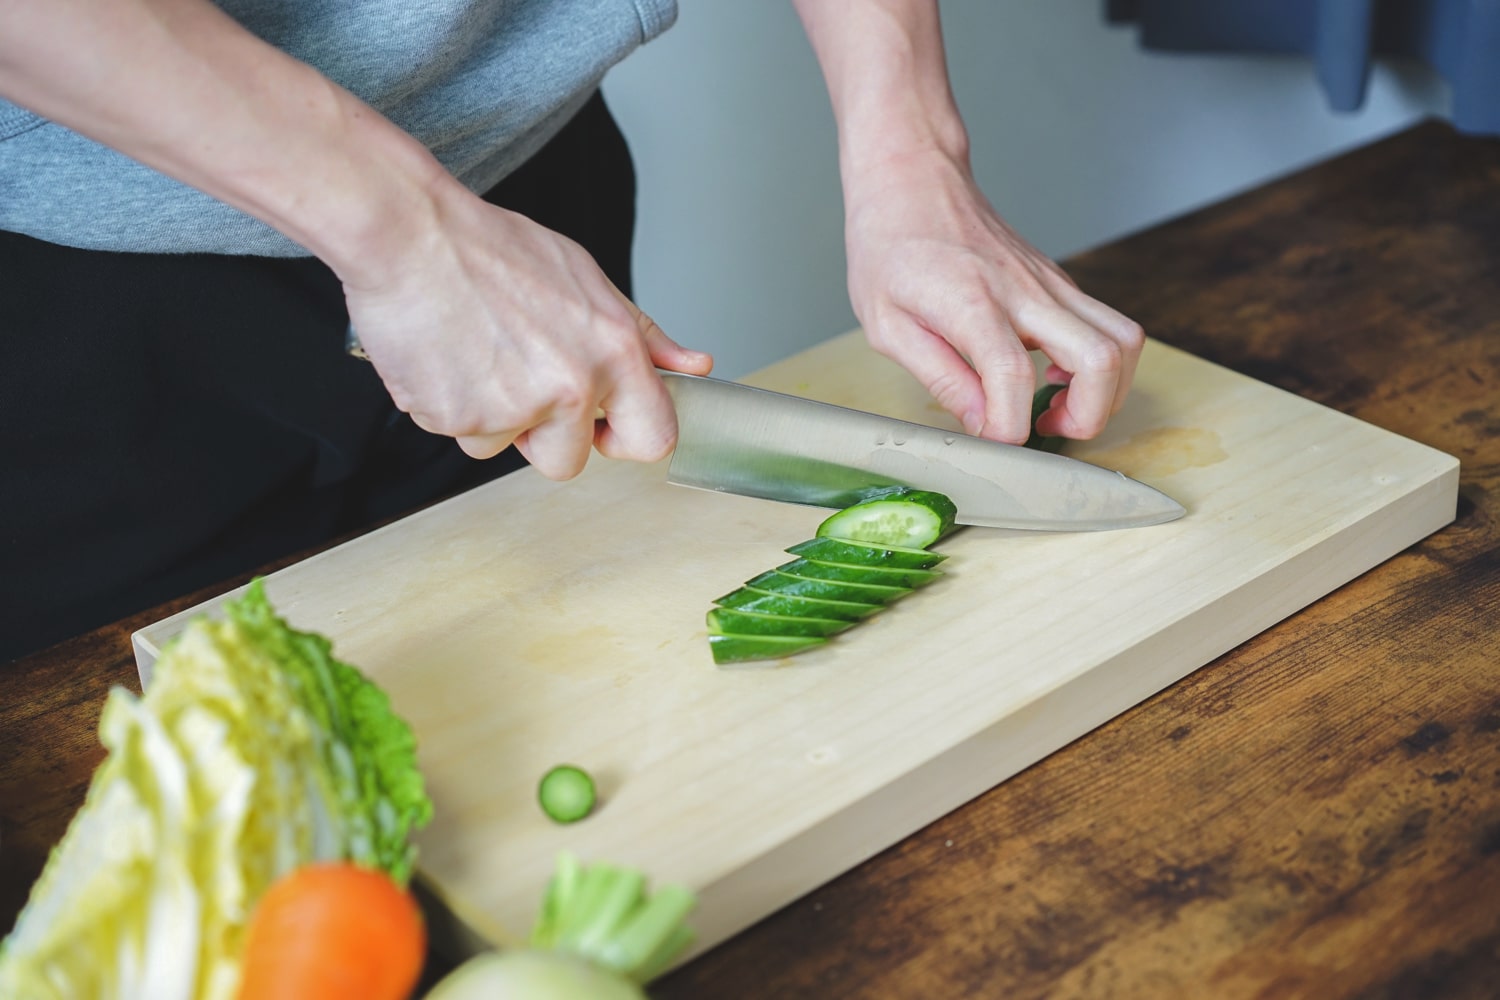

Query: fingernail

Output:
[962, 411, 984, 435]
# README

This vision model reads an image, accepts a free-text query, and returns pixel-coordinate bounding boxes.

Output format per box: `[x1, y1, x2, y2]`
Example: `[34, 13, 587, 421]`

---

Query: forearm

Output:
[0, 0, 450, 285]
[790, 0, 969, 197]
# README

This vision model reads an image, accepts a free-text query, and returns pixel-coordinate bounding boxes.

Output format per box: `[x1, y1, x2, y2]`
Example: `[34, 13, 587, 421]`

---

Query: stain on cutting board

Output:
[519, 624, 628, 678]
[1077, 427, 1228, 481]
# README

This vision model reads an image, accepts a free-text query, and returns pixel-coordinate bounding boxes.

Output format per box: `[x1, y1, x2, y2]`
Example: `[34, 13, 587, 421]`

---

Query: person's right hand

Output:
[0, 0, 711, 483]
[343, 187, 712, 481]
[0, 0, 713, 480]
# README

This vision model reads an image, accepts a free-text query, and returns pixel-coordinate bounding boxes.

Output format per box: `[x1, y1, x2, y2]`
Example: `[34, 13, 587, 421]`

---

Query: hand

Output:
[844, 149, 1144, 445]
[344, 186, 712, 480]
[0, 0, 710, 481]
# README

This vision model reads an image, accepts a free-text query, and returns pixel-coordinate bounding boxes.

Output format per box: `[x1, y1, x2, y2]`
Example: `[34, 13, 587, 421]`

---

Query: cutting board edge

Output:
[415, 457, 1460, 971]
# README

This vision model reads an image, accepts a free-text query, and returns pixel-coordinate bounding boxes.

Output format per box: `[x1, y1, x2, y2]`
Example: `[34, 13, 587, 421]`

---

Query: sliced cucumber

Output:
[776, 558, 943, 589]
[707, 489, 958, 665]
[706, 607, 855, 638]
[815, 488, 958, 548]
[709, 633, 827, 665]
[787, 537, 947, 569]
[538, 765, 597, 824]
[714, 587, 883, 621]
[745, 570, 910, 605]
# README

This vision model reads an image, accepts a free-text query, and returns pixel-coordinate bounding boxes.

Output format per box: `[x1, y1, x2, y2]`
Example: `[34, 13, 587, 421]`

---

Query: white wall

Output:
[604, 4, 1448, 379]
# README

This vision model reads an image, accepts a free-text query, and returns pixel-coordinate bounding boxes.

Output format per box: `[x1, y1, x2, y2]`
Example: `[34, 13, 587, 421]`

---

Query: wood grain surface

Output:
[3, 119, 1498, 999]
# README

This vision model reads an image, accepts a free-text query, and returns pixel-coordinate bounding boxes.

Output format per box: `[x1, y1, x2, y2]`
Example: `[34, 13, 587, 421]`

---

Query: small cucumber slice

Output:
[816, 488, 957, 548]
[787, 537, 948, 569]
[714, 587, 883, 621]
[746, 570, 910, 605]
[709, 633, 827, 665]
[537, 765, 597, 824]
[707, 607, 855, 638]
[776, 558, 942, 589]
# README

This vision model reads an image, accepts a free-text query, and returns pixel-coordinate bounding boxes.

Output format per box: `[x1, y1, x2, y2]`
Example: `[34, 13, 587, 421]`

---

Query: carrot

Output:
[237, 862, 426, 1000]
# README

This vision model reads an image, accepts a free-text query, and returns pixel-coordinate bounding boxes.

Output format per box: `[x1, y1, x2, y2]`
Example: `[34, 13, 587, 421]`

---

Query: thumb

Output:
[617, 292, 714, 375]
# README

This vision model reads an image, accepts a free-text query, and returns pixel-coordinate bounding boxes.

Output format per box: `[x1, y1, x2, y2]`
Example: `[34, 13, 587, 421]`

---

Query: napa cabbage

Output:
[0, 580, 431, 1000]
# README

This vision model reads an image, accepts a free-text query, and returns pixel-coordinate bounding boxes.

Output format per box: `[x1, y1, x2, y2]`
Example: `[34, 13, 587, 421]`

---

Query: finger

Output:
[513, 413, 597, 480]
[967, 341, 1039, 444]
[619, 296, 714, 375]
[410, 408, 519, 461]
[866, 313, 989, 437]
[1016, 306, 1123, 439]
[453, 431, 517, 461]
[594, 367, 679, 463]
[933, 302, 1035, 443]
[1047, 279, 1145, 414]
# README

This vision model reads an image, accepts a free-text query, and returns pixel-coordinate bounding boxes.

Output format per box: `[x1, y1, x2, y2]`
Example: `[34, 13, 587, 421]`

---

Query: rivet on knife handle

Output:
[345, 323, 370, 360]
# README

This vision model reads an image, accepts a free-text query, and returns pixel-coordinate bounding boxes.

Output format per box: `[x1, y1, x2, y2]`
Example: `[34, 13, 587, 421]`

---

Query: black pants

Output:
[1, 91, 637, 663]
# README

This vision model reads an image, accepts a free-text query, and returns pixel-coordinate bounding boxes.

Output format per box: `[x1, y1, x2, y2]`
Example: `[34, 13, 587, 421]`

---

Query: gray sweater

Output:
[0, 0, 676, 256]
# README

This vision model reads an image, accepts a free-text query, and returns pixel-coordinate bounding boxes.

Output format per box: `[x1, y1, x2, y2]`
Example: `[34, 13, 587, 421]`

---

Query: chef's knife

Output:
[659, 371, 1184, 532]
[344, 325, 1183, 531]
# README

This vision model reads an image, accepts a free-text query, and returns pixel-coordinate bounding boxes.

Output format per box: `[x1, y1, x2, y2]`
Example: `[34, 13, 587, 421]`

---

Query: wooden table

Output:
[4, 119, 1498, 998]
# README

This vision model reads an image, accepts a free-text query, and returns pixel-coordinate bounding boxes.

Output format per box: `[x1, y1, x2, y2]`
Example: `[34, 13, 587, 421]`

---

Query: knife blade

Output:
[659, 371, 1185, 532]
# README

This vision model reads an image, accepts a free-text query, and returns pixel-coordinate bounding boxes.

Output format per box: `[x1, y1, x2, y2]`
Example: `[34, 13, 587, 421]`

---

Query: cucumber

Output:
[537, 765, 596, 824]
[787, 537, 947, 569]
[707, 607, 855, 638]
[815, 488, 957, 548]
[709, 633, 827, 665]
[775, 558, 943, 589]
[706, 489, 958, 666]
[1025, 383, 1065, 453]
[714, 587, 883, 621]
[746, 570, 910, 605]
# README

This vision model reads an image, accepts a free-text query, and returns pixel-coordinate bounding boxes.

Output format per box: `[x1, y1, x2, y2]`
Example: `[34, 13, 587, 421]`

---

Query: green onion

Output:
[530, 853, 696, 983]
[424, 854, 698, 999]
[538, 765, 597, 823]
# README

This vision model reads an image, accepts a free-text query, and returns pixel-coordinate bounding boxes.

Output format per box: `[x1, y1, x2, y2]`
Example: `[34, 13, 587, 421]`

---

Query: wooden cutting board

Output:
[133, 332, 1458, 966]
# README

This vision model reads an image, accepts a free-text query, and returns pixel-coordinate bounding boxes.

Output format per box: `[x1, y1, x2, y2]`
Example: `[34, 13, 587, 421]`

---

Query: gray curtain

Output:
[1108, 0, 1500, 135]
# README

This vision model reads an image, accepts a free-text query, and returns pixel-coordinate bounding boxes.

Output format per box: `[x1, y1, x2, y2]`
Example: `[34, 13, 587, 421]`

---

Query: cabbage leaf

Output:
[0, 580, 431, 1000]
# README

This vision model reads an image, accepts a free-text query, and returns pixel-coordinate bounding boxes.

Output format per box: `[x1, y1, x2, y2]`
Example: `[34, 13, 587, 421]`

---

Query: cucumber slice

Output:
[815, 488, 958, 548]
[706, 607, 855, 638]
[709, 633, 827, 665]
[776, 558, 943, 589]
[746, 570, 910, 605]
[714, 587, 883, 621]
[787, 537, 948, 569]
[537, 765, 597, 824]
[705, 488, 958, 666]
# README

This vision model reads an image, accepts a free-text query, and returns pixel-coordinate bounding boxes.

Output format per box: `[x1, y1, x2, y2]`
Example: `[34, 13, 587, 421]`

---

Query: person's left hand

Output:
[842, 148, 1145, 445]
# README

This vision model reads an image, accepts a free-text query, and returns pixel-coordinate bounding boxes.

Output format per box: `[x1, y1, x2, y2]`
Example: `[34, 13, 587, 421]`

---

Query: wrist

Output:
[841, 140, 979, 243]
[832, 69, 971, 183]
[254, 77, 457, 289]
[840, 125, 971, 206]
